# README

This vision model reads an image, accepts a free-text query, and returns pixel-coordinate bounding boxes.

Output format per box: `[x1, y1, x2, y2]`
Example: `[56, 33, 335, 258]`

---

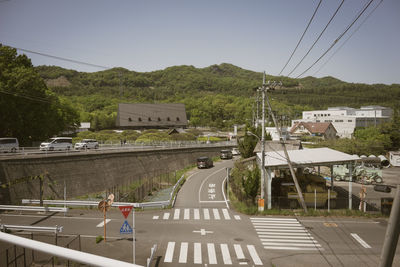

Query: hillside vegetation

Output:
[35, 63, 400, 130]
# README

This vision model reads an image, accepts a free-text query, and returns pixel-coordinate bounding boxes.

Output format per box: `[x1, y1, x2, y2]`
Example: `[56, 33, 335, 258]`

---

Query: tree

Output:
[0, 45, 79, 145]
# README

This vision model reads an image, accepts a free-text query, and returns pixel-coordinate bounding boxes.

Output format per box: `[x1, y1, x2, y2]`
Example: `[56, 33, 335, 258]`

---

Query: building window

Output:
[167, 117, 170, 121]
[128, 117, 132, 122]
[348, 120, 352, 122]
[148, 117, 152, 121]
[158, 117, 161, 121]
[138, 117, 142, 122]
[176, 117, 180, 121]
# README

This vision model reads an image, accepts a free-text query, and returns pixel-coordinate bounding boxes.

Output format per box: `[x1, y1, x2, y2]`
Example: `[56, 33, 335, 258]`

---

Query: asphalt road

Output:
[1, 160, 400, 266]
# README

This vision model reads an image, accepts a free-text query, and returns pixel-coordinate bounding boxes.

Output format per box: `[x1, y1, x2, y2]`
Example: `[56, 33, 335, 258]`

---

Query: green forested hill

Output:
[35, 64, 400, 130]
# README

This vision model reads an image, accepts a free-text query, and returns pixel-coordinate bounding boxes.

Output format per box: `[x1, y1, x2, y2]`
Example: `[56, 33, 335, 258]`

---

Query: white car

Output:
[232, 148, 240, 156]
[40, 137, 72, 151]
[74, 139, 99, 150]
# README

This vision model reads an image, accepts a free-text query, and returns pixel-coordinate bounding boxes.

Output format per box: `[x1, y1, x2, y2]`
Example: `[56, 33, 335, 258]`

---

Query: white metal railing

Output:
[0, 231, 142, 267]
[146, 244, 157, 267]
[0, 224, 63, 233]
[0, 205, 68, 213]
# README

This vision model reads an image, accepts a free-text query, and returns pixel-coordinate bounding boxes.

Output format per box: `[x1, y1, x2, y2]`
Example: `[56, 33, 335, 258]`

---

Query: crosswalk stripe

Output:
[179, 242, 188, 263]
[194, 243, 202, 264]
[351, 233, 371, 248]
[203, 208, 210, 220]
[174, 209, 180, 220]
[234, 244, 245, 261]
[255, 226, 305, 230]
[164, 242, 175, 263]
[256, 229, 308, 233]
[163, 213, 170, 220]
[213, 208, 221, 220]
[252, 222, 301, 226]
[247, 245, 263, 266]
[259, 235, 314, 239]
[152, 215, 159, 220]
[262, 242, 321, 247]
[234, 215, 241, 220]
[250, 217, 297, 221]
[184, 208, 190, 220]
[264, 246, 320, 251]
[221, 244, 232, 265]
[222, 209, 231, 220]
[207, 243, 217, 264]
[194, 208, 200, 220]
[261, 238, 316, 243]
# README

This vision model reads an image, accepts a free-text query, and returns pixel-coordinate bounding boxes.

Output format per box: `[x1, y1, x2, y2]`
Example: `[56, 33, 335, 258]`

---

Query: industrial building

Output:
[292, 106, 392, 138]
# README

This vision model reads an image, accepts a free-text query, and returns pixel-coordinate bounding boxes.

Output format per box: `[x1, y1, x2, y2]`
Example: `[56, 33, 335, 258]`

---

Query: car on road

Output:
[197, 156, 213, 169]
[74, 139, 99, 150]
[220, 149, 233, 159]
[40, 137, 72, 151]
[0, 137, 19, 153]
[232, 148, 240, 156]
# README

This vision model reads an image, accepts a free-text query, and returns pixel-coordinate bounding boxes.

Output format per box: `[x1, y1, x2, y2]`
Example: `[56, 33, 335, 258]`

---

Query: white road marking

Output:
[184, 208, 190, 220]
[163, 213, 170, 220]
[96, 219, 111, 227]
[207, 243, 217, 264]
[221, 243, 232, 265]
[152, 215, 159, 220]
[194, 208, 200, 220]
[264, 246, 320, 251]
[222, 176, 230, 209]
[351, 233, 372, 248]
[198, 168, 226, 203]
[234, 244, 245, 261]
[213, 208, 221, 220]
[247, 245, 263, 265]
[194, 242, 202, 264]
[174, 209, 180, 220]
[256, 229, 308, 233]
[259, 235, 314, 239]
[234, 215, 241, 220]
[222, 208, 231, 220]
[179, 242, 188, 263]
[262, 242, 321, 247]
[203, 208, 210, 220]
[164, 242, 175, 263]
[257, 232, 310, 236]
[254, 225, 305, 229]
[261, 238, 316, 243]
[250, 217, 297, 221]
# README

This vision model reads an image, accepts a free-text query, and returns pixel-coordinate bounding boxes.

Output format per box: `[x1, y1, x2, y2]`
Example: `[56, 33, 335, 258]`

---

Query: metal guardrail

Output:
[0, 224, 63, 233]
[0, 205, 68, 212]
[146, 244, 157, 267]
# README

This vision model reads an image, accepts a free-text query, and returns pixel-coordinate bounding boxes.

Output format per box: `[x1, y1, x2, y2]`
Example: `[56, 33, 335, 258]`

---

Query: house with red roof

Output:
[290, 122, 337, 140]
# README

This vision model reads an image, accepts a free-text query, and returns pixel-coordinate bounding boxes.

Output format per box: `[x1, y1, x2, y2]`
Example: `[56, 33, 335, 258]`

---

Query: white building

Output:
[292, 106, 392, 138]
[266, 127, 290, 141]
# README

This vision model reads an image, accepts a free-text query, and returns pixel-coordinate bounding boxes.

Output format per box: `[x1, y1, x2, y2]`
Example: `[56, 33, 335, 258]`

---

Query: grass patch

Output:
[95, 235, 104, 244]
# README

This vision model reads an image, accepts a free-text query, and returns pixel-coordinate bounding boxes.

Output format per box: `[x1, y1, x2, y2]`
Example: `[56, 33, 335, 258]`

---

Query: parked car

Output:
[74, 139, 99, 150]
[232, 148, 240, 156]
[0, 137, 19, 153]
[40, 137, 72, 151]
[197, 156, 213, 169]
[220, 149, 233, 159]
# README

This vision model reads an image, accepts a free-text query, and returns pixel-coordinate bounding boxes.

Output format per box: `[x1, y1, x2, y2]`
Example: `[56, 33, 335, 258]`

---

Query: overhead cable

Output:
[2, 44, 110, 70]
[313, 0, 383, 76]
[278, 0, 323, 76]
[287, 0, 345, 77]
[295, 0, 375, 78]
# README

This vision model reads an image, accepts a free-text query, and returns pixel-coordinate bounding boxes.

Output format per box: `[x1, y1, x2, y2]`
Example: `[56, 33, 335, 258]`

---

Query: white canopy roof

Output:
[256, 147, 360, 169]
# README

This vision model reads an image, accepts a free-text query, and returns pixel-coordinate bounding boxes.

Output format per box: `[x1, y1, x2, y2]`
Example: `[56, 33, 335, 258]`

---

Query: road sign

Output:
[120, 220, 133, 234]
[119, 206, 133, 219]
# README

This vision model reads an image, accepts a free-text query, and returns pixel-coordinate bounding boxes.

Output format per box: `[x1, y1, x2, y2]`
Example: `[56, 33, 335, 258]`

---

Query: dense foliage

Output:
[0, 45, 79, 145]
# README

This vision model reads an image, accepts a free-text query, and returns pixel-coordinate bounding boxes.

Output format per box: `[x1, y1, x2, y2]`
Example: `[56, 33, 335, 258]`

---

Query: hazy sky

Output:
[1, 0, 399, 84]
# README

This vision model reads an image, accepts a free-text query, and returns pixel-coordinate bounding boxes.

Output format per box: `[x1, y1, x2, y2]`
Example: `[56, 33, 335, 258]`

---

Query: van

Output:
[220, 149, 233, 159]
[0, 138, 19, 153]
[197, 156, 213, 169]
[40, 137, 72, 151]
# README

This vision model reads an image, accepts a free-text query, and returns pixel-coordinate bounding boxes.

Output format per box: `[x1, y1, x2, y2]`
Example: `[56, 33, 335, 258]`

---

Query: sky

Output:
[1, 0, 399, 85]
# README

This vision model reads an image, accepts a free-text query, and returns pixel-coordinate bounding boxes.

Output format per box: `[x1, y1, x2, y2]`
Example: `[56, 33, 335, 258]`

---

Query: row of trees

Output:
[0, 45, 79, 145]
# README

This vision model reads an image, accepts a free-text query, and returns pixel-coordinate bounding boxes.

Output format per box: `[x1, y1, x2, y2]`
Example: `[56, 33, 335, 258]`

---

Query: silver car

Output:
[74, 139, 99, 150]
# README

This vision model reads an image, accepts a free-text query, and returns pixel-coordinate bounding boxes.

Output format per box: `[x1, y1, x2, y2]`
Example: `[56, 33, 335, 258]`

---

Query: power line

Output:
[287, 0, 345, 77]
[0, 89, 54, 104]
[313, 0, 383, 76]
[2, 44, 111, 70]
[295, 0, 375, 78]
[278, 0, 323, 76]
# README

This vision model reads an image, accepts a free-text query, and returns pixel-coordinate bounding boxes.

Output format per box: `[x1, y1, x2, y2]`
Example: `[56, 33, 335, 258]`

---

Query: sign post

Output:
[119, 205, 135, 264]
[98, 194, 114, 242]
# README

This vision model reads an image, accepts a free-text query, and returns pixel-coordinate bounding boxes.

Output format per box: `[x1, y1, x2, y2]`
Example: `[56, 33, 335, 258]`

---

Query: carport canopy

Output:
[256, 147, 360, 170]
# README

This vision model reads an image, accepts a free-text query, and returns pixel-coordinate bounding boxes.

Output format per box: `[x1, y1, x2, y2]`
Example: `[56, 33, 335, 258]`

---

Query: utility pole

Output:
[257, 73, 267, 210]
[263, 76, 308, 213]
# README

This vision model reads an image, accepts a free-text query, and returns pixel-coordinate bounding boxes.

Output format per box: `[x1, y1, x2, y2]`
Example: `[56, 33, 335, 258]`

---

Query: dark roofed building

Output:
[290, 122, 337, 140]
[116, 103, 188, 129]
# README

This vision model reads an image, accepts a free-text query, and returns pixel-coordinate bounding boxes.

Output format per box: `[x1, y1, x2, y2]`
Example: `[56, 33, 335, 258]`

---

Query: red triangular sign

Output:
[119, 206, 133, 219]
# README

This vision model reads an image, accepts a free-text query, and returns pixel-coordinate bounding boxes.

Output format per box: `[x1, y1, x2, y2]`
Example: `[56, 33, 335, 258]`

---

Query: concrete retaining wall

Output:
[0, 147, 228, 204]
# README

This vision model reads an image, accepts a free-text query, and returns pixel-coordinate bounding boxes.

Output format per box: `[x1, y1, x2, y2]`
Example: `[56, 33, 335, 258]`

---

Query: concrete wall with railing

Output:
[0, 146, 233, 204]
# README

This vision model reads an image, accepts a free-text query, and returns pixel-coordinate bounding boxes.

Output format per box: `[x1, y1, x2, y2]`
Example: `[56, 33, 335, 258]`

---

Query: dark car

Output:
[197, 156, 213, 169]
[220, 149, 233, 159]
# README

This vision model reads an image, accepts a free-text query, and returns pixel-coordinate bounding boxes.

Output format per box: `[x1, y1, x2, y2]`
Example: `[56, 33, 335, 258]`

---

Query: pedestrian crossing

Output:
[153, 208, 241, 221]
[162, 241, 263, 265]
[250, 217, 323, 251]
